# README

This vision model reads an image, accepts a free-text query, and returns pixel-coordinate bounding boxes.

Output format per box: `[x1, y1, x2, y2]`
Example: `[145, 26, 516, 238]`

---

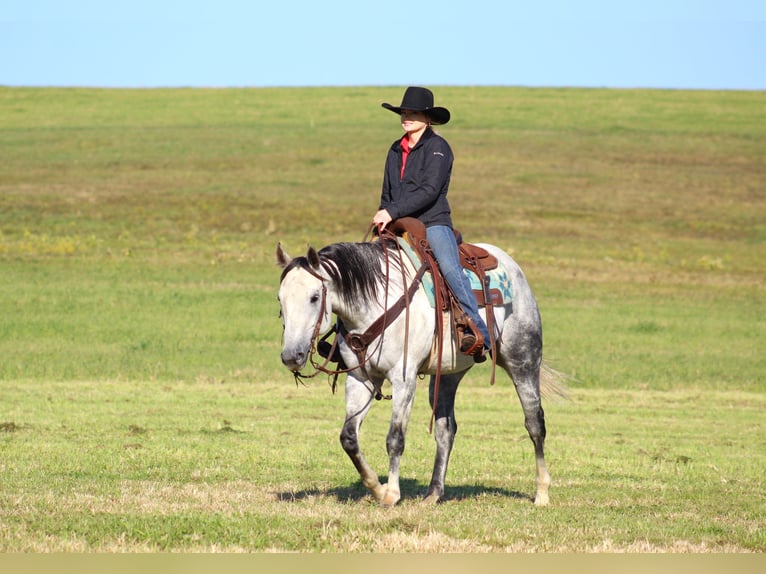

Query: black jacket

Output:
[379, 127, 454, 228]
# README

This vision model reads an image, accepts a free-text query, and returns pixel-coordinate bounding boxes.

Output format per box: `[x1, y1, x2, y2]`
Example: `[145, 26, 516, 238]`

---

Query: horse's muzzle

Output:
[280, 348, 308, 372]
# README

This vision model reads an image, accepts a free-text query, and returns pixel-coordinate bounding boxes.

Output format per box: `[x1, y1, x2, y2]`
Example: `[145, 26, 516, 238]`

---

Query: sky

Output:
[2, 0, 765, 90]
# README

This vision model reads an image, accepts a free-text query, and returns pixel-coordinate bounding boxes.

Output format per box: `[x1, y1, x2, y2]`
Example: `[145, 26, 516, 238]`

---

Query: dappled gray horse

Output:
[277, 239, 552, 506]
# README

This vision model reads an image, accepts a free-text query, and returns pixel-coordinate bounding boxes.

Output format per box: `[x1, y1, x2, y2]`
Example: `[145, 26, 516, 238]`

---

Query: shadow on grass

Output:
[276, 478, 533, 504]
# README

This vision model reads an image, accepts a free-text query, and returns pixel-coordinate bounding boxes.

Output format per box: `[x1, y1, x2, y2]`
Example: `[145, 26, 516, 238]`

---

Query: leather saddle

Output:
[387, 217, 500, 356]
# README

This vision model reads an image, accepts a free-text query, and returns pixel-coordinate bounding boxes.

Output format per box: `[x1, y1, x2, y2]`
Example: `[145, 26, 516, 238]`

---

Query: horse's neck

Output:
[330, 261, 411, 332]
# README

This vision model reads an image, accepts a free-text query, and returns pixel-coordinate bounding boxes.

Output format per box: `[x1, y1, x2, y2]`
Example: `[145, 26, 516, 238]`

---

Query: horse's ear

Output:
[307, 246, 321, 270]
[276, 242, 292, 268]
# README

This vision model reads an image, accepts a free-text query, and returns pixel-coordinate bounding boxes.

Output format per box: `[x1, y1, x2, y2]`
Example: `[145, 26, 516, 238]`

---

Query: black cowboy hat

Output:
[381, 86, 451, 125]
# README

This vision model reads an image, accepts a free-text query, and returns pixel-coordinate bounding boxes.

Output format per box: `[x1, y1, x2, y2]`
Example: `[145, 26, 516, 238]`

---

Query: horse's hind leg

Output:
[519, 373, 550, 506]
[509, 365, 551, 506]
[339, 374, 386, 502]
[495, 294, 551, 506]
[424, 372, 465, 504]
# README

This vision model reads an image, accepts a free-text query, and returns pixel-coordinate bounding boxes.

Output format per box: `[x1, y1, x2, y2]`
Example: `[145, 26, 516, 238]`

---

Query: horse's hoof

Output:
[381, 488, 401, 507]
[370, 484, 387, 503]
[422, 493, 441, 505]
[534, 492, 550, 506]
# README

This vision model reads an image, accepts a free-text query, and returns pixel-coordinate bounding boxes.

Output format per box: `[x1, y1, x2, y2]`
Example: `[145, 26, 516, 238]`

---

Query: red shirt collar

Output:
[399, 136, 411, 179]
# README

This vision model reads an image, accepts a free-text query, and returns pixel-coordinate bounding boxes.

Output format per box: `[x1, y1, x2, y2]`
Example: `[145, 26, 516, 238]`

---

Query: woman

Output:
[373, 86, 491, 359]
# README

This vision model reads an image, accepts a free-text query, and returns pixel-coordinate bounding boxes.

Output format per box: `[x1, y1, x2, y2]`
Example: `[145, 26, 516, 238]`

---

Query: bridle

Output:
[286, 256, 385, 393]
[282, 222, 497, 434]
[286, 263, 337, 386]
[286, 230, 427, 401]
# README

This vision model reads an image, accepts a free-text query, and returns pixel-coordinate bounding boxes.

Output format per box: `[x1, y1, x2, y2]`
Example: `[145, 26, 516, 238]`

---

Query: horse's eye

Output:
[310, 293, 320, 304]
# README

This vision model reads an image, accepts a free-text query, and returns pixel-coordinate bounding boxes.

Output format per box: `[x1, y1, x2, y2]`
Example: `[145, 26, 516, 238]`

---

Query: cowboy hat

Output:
[381, 86, 451, 125]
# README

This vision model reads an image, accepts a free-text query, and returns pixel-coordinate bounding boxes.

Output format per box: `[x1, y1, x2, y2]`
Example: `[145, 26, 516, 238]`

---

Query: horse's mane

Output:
[281, 240, 403, 310]
[318, 241, 393, 309]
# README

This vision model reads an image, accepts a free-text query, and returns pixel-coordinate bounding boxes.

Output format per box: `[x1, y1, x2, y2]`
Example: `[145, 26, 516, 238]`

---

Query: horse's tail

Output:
[540, 362, 571, 402]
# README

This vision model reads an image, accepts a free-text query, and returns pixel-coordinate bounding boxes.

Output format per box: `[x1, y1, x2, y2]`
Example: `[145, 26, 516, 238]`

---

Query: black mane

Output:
[281, 240, 403, 310]
[318, 242, 391, 309]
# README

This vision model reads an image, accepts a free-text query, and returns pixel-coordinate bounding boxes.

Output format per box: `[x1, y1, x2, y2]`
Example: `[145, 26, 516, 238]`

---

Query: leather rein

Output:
[290, 227, 428, 402]
[286, 222, 503, 435]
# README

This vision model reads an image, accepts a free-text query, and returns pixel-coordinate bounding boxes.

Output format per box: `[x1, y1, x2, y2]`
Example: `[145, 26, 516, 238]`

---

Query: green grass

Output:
[1, 380, 763, 551]
[0, 86, 764, 552]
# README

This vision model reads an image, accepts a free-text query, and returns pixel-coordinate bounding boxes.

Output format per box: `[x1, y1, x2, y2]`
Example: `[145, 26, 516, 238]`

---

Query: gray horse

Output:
[277, 239, 557, 506]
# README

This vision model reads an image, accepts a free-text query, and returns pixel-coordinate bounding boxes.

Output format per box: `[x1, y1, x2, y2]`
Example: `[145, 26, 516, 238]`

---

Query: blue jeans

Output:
[426, 225, 491, 347]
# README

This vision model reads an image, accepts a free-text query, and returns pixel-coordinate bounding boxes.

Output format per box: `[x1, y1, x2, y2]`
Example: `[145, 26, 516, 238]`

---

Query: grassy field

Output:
[0, 86, 764, 552]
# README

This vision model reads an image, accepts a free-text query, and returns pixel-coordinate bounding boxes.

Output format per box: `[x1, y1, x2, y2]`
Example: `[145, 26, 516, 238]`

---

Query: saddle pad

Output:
[396, 237, 513, 309]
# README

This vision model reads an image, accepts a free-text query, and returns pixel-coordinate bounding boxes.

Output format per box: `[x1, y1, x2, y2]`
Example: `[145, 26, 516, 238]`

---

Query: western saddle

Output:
[314, 217, 503, 429]
[387, 217, 499, 362]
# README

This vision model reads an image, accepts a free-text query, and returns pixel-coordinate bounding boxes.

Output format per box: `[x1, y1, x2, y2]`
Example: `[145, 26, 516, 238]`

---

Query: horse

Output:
[276, 236, 556, 507]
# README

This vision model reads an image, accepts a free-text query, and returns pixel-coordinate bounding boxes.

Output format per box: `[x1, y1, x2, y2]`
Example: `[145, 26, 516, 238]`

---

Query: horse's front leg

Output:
[340, 374, 387, 503]
[381, 372, 418, 507]
[424, 373, 465, 504]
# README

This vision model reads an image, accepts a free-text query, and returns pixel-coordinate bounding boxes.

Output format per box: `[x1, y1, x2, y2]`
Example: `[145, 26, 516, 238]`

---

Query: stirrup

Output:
[459, 334, 476, 353]
[459, 333, 484, 356]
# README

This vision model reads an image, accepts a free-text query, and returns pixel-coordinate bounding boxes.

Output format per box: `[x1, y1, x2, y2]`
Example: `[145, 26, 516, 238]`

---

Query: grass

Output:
[0, 259, 273, 382]
[1, 380, 763, 551]
[0, 86, 764, 552]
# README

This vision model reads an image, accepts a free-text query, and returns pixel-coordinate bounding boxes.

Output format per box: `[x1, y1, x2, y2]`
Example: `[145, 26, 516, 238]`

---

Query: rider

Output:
[372, 86, 491, 360]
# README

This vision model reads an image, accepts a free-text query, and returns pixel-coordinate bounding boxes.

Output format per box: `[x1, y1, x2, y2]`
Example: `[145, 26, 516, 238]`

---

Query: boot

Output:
[459, 333, 477, 353]
[459, 330, 484, 357]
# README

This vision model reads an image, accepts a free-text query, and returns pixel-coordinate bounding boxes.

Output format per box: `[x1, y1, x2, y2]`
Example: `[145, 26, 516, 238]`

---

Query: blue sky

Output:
[2, 1, 765, 90]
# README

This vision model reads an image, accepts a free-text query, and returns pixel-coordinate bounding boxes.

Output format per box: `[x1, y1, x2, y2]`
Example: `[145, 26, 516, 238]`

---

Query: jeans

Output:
[426, 225, 491, 347]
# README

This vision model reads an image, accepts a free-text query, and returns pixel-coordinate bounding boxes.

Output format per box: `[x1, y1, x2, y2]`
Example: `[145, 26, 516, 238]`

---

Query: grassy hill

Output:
[0, 87, 764, 551]
[1, 86, 763, 389]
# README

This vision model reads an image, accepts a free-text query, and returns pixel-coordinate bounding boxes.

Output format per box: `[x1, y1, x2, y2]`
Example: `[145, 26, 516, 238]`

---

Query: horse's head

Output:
[276, 243, 333, 372]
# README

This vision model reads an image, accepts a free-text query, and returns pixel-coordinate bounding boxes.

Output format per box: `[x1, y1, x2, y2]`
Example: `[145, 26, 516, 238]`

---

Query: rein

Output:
[289, 224, 464, 434]
[290, 229, 427, 402]
[289, 265, 335, 385]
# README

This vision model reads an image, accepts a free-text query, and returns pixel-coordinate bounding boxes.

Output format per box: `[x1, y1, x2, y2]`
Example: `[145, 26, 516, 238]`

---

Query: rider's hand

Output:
[373, 209, 392, 232]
